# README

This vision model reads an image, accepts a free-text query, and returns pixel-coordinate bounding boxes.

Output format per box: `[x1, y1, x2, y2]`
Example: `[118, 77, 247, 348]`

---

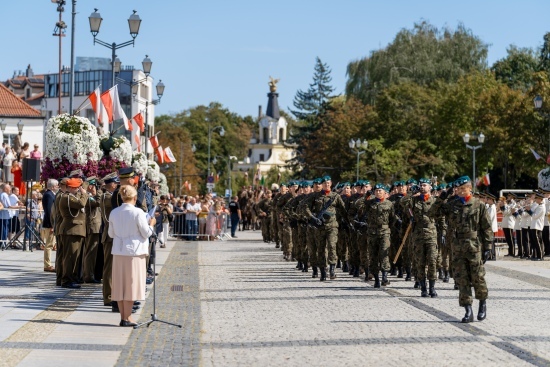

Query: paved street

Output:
[1, 231, 550, 366]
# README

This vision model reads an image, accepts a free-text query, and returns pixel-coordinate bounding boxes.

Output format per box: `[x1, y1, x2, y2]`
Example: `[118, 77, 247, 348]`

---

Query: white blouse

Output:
[109, 203, 154, 256]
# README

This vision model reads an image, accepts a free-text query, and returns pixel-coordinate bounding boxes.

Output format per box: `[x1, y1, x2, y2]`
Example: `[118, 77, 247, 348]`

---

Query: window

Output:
[263, 128, 269, 143]
[259, 154, 265, 162]
[279, 128, 284, 143]
[26, 88, 31, 99]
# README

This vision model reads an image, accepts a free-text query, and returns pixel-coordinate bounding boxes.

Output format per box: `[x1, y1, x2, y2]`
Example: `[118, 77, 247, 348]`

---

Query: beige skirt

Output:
[111, 254, 147, 301]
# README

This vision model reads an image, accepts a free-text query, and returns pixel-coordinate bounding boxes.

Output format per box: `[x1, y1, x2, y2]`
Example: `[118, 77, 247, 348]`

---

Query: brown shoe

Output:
[44, 266, 55, 272]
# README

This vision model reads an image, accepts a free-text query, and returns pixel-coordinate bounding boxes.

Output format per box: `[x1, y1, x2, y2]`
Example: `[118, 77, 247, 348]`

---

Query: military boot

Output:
[462, 305, 474, 323]
[477, 300, 487, 321]
[438, 268, 444, 280]
[397, 267, 404, 278]
[353, 267, 360, 278]
[364, 267, 370, 282]
[320, 267, 327, 281]
[303, 263, 309, 273]
[420, 280, 428, 297]
[342, 261, 349, 273]
[296, 261, 303, 270]
[275, 243, 280, 248]
[428, 280, 437, 298]
[373, 273, 381, 288]
[312, 267, 318, 278]
[390, 266, 397, 276]
[329, 264, 336, 280]
[414, 281, 420, 289]
[381, 270, 390, 286]
[336, 260, 341, 269]
[443, 270, 449, 283]
[348, 265, 354, 275]
[405, 267, 412, 281]
[454, 282, 459, 290]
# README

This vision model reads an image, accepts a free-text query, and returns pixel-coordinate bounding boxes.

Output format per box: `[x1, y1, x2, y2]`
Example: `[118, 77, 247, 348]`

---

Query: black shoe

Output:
[462, 305, 474, 323]
[414, 281, 420, 289]
[303, 264, 309, 273]
[429, 280, 437, 298]
[62, 282, 81, 289]
[296, 261, 302, 270]
[420, 280, 428, 297]
[381, 270, 390, 286]
[438, 268, 444, 280]
[132, 304, 140, 310]
[120, 320, 137, 327]
[275, 243, 280, 248]
[85, 278, 101, 284]
[336, 260, 341, 269]
[329, 264, 336, 280]
[454, 283, 459, 290]
[373, 273, 381, 288]
[231, 235, 238, 238]
[390, 267, 397, 276]
[320, 267, 327, 281]
[312, 267, 318, 278]
[443, 271, 450, 283]
[397, 267, 403, 278]
[477, 300, 487, 321]
[134, 301, 141, 306]
[349, 265, 354, 276]
[353, 267, 360, 277]
[405, 267, 412, 281]
[342, 262, 349, 273]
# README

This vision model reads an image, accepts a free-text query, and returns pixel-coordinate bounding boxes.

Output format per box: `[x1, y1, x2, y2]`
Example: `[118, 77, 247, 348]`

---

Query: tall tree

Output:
[346, 21, 488, 104]
[491, 45, 539, 91]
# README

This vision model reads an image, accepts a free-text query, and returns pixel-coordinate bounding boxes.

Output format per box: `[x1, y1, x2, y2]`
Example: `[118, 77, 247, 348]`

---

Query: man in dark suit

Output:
[41, 179, 58, 272]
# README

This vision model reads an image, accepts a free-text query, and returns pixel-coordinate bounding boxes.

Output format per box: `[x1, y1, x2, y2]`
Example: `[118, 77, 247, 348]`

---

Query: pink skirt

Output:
[111, 254, 147, 301]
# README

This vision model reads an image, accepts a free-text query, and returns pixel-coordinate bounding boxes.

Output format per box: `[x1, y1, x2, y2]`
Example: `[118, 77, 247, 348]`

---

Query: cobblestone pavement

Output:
[2, 231, 550, 366]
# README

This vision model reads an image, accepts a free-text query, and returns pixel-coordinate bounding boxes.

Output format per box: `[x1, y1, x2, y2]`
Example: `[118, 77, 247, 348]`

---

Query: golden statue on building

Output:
[268, 76, 280, 93]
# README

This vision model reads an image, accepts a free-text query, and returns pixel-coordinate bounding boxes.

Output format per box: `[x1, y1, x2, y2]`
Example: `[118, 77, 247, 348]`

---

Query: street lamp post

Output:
[534, 95, 550, 156]
[88, 8, 142, 90]
[463, 132, 485, 183]
[349, 138, 368, 181]
[207, 119, 225, 188]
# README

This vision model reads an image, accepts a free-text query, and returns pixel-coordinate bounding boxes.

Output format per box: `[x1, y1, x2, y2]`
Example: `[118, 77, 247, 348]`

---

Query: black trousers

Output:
[516, 229, 523, 258]
[529, 229, 543, 259]
[503, 228, 514, 256]
[522, 228, 530, 258]
[543, 226, 550, 256]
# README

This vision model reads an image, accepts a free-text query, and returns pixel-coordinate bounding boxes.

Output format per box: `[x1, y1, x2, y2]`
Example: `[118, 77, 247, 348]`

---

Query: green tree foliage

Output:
[492, 46, 539, 91]
[346, 21, 488, 104]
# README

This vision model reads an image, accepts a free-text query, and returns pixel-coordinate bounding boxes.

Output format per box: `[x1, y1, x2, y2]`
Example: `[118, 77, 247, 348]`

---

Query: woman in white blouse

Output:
[3, 147, 15, 184]
[108, 185, 156, 327]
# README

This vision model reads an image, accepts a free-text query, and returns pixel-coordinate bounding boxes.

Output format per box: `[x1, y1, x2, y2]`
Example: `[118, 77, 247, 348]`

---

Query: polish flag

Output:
[163, 147, 176, 163]
[156, 146, 165, 164]
[88, 87, 108, 128]
[483, 173, 490, 186]
[132, 112, 145, 132]
[149, 135, 159, 150]
[134, 130, 141, 152]
[100, 85, 131, 130]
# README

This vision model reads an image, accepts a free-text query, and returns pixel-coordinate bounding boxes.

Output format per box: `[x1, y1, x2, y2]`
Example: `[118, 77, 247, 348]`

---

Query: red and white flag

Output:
[132, 112, 145, 132]
[149, 135, 159, 150]
[88, 87, 109, 128]
[156, 146, 165, 164]
[134, 130, 141, 152]
[483, 173, 490, 186]
[100, 85, 131, 130]
[163, 147, 176, 163]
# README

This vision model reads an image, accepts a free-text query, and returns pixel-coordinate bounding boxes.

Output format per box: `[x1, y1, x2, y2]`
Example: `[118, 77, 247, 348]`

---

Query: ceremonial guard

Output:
[299, 178, 322, 278]
[59, 177, 88, 289]
[527, 192, 546, 260]
[348, 180, 373, 279]
[499, 193, 516, 257]
[100, 172, 118, 308]
[53, 178, 68, 286]
[337, 182, 353, 272]
[388, 181, 406, 278]
[276, 182, 295, 260]
[257, 189, 273, 243]
[401, 178, 439, 298]
[82, 176, 102, 283]
[270, 184, 282, 249]
[438, 176, 492, 323]
[301, 176, 346, 281]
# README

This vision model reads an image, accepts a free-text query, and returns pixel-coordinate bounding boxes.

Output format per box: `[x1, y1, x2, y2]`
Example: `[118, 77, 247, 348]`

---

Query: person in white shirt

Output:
[528, 192, 546, 260]
[519, 193, 534, 259]
[500, 194, 516, 257]
[543, 190, 550, 256]
[108, 185, 156, 327]
[484, 193, 499, 260]
[185, 197, 201, 241]
[512, 194, 524, 257]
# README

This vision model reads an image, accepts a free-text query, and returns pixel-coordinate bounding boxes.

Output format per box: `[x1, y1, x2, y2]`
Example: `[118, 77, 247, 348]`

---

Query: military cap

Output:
[360, 180, 371, 187]
[406, 178, 417, 185]
[313, 178, 322, 185]
[393, 181, 400, 187]
[342, 182, 351, 187]
[290, 181, 299, 187]
[439, 183, 447, 190]
[320, 175, 331, 183]
[385, 184, 391, 192]
[86, 176, 98, 185]
[66, 178, 83, 188]
[118, 167, 136, 179]
[539, 187, 550, 194]
[535, 192, 545, 199]
[102, 172, 119, 184]
[418, 178, 431, 185]
[302, 181, 313, 188]
[506, 192, 517, 198]
[59, 177, 69, 185]
[485, 193, 497, 200]
[374, 183, 389, 192]
[69, 169, 83, 178]
[280, 182, 288, 187]
[455, 176, 471, 187]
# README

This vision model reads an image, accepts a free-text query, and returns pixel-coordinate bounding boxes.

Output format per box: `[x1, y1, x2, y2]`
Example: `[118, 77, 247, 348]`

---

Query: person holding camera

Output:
[158, 195, 172, 247]
[109, 185, 156, 327]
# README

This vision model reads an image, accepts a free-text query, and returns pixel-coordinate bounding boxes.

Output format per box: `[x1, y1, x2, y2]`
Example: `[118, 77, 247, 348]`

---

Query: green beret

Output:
[455, 176, 471, 187]
[342, 182, 351, 187]
[280, 182, 288, 187]
[321, 175, 331, 183]
[406, 178, 417, 185]
[419, 178, 431, 185]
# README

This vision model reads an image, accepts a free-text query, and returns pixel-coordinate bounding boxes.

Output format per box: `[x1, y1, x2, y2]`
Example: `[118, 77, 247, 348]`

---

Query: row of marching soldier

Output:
[47, 167, 160, 327]
[256, 175, 495, 323]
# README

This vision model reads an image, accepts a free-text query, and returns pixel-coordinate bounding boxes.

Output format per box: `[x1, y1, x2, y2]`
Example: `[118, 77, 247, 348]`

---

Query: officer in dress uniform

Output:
[53, 177, 68, 286]
[100, 172, 119, 307]
[59, 177, 88, 289]
[82, 176, 102, 283]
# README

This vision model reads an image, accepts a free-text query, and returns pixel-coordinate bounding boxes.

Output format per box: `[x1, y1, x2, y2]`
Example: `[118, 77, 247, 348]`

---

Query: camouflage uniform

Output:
[363, 197, 395, 277]
[346, 192, 363, 275]
[270, 192, 282, 248]
[299, 190, 319, 277]
[388, 192, 405, 273]
[277, 191, 295, 258]
[337, 192, 353, 268]
[257, 196, 272, 242]
[284, 193, 304, 265]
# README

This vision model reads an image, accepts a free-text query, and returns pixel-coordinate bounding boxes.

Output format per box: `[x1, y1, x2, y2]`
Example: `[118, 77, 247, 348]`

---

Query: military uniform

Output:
[257, 194, 273, 242]
[337, 184, 353, 272]
[271, 190, 282, 248]
[52, 183, 67, 286]
[284, 188, 306, 269]
[388, 182, 406, 278]
[346, 184, 364, 277]
[277, 184, 296, 260]
[59, 181, 88, 288]
[298, 180, 322, 278]
[301, 177, 346, 281]
[82, 179, 102, 283]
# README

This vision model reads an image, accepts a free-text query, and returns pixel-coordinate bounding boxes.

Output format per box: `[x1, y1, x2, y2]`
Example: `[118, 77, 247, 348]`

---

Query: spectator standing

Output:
[29, 144, 42, 159]
[172, 200, 185, 237]
[11, 161, 25, 196]
[228, 196, 241, 238]
[158, 195, 172, 247]
[41, 179, 58, 272]
[19, 142, 30, 161]
[198, 199, 209, 240]
[185, 197, 201, 241]
[0, 184, 12, 246]
[9, 187, 22, 240]
[3, 147, 15, 184]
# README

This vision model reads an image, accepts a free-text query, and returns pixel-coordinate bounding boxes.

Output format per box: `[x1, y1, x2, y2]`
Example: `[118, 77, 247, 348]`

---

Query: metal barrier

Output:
[169, 211, 231, 241]
[0, 208, 45, 250]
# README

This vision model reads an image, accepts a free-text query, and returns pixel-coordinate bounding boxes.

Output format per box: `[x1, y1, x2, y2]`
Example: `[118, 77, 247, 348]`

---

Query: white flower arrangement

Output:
[158, 172, 169, 196]
[107, 136, 132, 165]
[45, 114, 102, 164]
[538, 167, 550, 191]
[132, 152, 148, 175]
[146, 160, 160, 183]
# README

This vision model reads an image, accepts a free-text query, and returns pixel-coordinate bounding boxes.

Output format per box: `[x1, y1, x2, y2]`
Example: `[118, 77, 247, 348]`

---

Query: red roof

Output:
[0, 83, 41, 118]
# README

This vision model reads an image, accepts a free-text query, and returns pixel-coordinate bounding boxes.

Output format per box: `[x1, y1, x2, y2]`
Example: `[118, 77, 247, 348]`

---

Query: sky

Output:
[3, 0, 550, 119]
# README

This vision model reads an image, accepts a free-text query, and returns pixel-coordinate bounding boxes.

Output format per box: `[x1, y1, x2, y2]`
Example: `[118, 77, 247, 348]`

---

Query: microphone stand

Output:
[134, 234, 182, 329]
